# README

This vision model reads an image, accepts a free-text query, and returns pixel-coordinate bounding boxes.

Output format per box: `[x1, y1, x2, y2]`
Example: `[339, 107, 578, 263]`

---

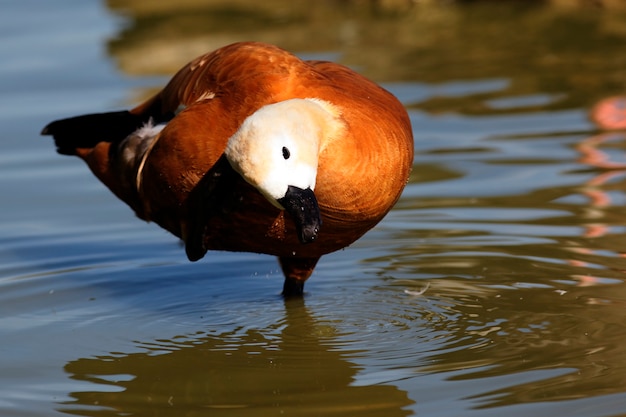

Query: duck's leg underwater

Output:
[279, 256, 320, 297]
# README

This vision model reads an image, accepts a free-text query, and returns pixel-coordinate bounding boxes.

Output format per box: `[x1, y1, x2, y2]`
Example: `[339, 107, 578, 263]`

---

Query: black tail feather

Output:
[41, 111, 149, 155]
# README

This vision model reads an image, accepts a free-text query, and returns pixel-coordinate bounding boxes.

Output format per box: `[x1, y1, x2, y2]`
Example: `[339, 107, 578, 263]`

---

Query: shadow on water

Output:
[58, 298, 413, 417]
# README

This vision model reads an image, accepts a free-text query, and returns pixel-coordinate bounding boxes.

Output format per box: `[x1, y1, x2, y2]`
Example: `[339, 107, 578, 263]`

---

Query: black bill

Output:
[277, 186, 322, 244]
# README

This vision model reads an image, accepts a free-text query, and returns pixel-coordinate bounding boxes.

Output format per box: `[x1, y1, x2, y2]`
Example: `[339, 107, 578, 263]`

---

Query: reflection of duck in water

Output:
[59, 299, 413, 416]
[590, 96, 626, 131]
[41, 42, 414, 296]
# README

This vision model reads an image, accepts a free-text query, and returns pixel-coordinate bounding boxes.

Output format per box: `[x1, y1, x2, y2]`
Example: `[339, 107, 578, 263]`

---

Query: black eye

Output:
[282, 147, 291, 160]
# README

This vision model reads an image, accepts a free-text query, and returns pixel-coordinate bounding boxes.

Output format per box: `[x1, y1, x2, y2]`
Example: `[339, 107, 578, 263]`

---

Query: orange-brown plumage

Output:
[42, 42, 414, 296]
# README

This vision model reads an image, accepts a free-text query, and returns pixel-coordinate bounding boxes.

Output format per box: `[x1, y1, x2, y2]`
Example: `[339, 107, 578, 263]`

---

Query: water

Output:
[2, 1, 626, 416]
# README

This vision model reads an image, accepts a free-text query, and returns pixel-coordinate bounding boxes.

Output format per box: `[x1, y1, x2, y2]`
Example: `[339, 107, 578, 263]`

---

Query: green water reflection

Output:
[106, 0, 626, 111]
[60, 300, 413, 416]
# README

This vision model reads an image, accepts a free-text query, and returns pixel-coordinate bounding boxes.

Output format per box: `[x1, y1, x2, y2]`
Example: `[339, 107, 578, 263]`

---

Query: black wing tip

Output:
[40, 111, 147, 155]
[40, 118, 64, 137]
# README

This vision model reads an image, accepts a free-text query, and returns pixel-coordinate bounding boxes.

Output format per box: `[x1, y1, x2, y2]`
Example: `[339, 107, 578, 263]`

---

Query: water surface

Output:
[2, 1, 626, 416]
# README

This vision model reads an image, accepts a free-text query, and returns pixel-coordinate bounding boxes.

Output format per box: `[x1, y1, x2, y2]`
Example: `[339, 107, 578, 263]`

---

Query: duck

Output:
[41, 42, 414, 296]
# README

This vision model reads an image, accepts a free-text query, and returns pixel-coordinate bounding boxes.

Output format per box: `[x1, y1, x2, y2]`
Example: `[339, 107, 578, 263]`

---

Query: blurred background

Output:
[103, 0, 626, 108]
[2, 1, 626, 416]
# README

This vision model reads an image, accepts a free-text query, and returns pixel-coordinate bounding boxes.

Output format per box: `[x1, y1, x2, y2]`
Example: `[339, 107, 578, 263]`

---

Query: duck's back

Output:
[46, 42, 414, 260]
[146, 46, 411, 259]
